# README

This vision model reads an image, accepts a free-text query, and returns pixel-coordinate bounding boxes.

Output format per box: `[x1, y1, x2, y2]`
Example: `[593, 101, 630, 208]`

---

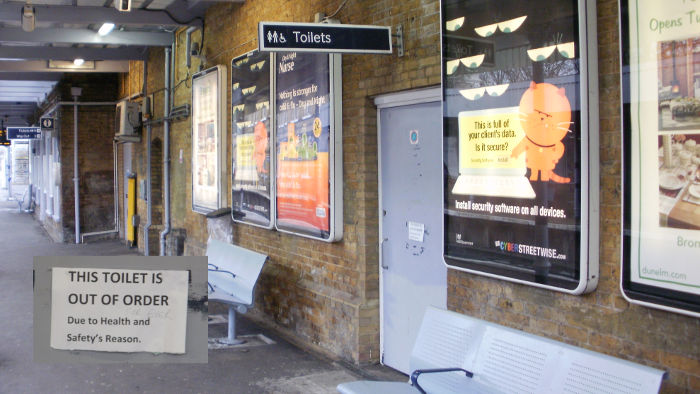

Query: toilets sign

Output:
[259, 22, 392, 54]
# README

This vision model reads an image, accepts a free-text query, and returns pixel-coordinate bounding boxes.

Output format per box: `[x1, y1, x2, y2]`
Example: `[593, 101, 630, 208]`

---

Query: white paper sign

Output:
[408, 221, 425, 243]
[50, 268, 189, 354]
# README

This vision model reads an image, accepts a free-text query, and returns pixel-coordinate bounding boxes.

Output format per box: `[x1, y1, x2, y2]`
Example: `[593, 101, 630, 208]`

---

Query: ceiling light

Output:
[459, 87, 486, 101]
[474, 23, 497, 38]
[497, 16, 527, 33]
[98, 23, 115, 36]
[527, 45, 556, 62]
[446, 17, 465, 32]
[459, 54, 485, 69]
[73, 58, 85, 66]
[21, 5, 35, 32]
[556, 42, 576, 59]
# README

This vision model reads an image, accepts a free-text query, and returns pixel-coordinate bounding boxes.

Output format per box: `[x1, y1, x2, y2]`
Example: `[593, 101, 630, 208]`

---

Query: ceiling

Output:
[0, 0, 226, 127]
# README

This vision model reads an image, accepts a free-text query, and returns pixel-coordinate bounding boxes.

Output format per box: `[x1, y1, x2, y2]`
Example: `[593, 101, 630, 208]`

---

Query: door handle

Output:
[381, 237, 389, 270]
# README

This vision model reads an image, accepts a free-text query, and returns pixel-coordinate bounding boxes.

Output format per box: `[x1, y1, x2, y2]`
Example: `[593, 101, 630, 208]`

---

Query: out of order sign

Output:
[50, 267, 189, 354]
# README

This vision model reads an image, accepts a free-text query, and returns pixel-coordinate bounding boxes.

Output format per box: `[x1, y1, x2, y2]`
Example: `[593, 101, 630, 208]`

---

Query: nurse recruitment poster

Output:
[622, 0, 700, 316]
[442, 0, 598, 293]
[274, 52, 341, 241]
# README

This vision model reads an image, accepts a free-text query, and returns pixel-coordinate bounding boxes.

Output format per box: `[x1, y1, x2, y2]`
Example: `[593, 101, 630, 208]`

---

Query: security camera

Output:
[115, 0, 131, 12]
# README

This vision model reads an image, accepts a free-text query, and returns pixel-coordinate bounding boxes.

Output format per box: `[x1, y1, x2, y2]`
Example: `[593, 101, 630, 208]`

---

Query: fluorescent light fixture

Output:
[459, 87, 486, 101]
[474, 23, 497, 38]
[446, 59, 460, 75]
[497, 16, 527, 33]
[21, 5, 35, 32]
[527, 45, 556, 62]
[48, 59, 95, 70]
[556, 42, 576, 59]
[98, 23, 115, 36]
[459, 54, 485, 69]
[446, 17, 465, 32]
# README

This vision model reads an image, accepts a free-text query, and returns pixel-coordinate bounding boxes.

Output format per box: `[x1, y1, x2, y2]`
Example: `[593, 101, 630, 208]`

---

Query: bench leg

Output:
[216, 305, 246, 345]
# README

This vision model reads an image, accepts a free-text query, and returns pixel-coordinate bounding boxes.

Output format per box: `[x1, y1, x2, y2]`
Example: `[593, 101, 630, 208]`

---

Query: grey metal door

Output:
[378, 91, 446, 374]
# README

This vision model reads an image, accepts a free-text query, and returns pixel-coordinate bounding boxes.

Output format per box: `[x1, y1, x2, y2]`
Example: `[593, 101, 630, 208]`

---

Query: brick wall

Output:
[117, 1, 699, 386]
[447, 1, 700, 392]
[116, 0, 441, 363]
[54, 74, 119, 242]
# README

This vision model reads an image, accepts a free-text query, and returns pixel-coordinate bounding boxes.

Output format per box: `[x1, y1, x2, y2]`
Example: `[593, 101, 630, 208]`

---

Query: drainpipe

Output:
[143, 62, 152, 256]
[71, 87, 82, 244]
[159, 46, 172, 256]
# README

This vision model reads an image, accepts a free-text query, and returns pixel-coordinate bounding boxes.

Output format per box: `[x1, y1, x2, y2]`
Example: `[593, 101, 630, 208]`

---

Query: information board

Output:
[231, 50, 274, 228]
[442, 0, 599, 293]
[7, 126, 41, 140]
[621, 0, 700, 317]
[274, 52, 343, 241]
[191, 66, 227, 214]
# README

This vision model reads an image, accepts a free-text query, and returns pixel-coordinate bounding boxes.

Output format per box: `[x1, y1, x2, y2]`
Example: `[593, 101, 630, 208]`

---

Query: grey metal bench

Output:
[338, 307, 666, 394]
[207, 238, 267, 345]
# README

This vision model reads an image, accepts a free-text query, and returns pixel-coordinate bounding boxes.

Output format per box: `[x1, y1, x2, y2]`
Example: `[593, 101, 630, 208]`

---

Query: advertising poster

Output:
[442, 0, 596, 292]
[12, 142, 30, 185]
[622, 0, 700, 316]
[231, 51, 274, 227]
[191, 66, 225, 214]
[275, 52, 333, 239]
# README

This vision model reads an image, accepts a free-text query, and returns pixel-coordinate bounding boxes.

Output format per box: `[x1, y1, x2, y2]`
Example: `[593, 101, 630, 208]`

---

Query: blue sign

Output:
[7, 127, 41, 140]
[40, 117, 55, 131]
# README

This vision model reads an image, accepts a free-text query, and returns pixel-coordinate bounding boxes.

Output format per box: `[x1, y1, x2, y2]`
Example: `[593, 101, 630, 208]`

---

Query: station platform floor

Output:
[0, 188, 405, 393]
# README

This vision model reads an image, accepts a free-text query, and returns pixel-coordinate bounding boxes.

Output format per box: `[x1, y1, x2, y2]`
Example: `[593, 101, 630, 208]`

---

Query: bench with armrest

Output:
[206, 238, 267, 345]
[338, 306, 666, 394]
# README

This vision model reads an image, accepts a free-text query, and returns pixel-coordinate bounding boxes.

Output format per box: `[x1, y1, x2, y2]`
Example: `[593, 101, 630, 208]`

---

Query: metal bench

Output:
[207, 238, 267, 345]
[338, 307, 666, 394]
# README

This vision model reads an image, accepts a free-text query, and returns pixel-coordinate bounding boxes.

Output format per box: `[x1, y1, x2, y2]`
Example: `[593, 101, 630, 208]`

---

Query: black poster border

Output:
[230, 50, 275, 229]
[441, 0, 599, 294]
[619, 0, 700, 317]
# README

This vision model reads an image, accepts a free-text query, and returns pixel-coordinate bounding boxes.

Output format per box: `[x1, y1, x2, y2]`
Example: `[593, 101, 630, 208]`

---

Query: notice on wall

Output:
[622, 0, 700, 316]
[192, 66, 226, 214]
[275, 52, 333, 239]
[231, 51, 273, 227]
[12, 142, 30, 185]
[50, 268, 188, 353]
[442, 0, 596, 293]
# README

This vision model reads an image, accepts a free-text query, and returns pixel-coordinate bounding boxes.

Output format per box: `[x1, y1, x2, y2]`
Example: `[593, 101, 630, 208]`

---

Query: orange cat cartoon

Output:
[511, 82, 572, 183]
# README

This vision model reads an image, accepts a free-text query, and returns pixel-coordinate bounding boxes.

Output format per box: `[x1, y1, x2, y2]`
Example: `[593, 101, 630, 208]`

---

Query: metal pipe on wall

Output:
[79, 140, 120, 243]
[159, 45, 172, 256]
[143, 58, 152, 256]
[72, 90, 80, 244]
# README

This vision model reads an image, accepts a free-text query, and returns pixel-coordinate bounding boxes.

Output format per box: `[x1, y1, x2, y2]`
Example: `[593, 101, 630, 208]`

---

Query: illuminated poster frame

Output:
[191, 65, 227, 214]
[621, 0, 700, 317]
[441, 0, 599, 294]
[231, 50, 275, 228]
[274, 52, 343, 242]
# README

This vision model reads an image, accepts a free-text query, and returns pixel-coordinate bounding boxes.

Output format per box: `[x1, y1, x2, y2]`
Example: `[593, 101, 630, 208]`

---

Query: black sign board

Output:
[7, 127, 41, 140]
[40, 117, 55, 131]
[0, 129, 10, 146]
[258, 22, 391, 54]
[441, 0, 599, 294]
